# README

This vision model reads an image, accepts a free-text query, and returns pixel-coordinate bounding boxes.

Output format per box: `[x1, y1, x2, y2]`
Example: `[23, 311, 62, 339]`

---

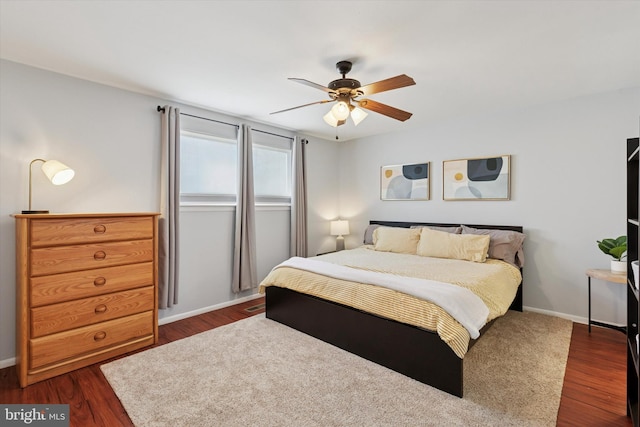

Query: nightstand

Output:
[586, 268, 627, 333]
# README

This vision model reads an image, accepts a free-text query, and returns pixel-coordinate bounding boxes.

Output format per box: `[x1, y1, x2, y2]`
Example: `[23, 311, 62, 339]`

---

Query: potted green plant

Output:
[597, 235, 627, 273]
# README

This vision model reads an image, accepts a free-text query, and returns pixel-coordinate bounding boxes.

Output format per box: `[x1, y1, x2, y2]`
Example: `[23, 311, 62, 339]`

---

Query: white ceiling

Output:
[1, 1, 639, 142]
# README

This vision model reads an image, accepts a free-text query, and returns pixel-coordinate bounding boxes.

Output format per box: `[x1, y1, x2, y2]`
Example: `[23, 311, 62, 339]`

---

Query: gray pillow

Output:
[410, 225, 462, 234]
[363, 224, 382, 244]
[460, 225, 525, 267]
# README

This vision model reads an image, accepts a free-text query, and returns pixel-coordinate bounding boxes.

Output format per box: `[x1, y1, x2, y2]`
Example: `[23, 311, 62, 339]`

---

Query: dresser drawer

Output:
[31, 262, 154, 307]
[31, 286, 155, 338]
[30, 216, 154, 247]
[29, 311, 154, 370]
[31, 239, 154, 276]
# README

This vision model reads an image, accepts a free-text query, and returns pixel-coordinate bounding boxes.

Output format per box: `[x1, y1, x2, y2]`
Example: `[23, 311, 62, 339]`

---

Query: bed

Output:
[259, 221, 524, 397]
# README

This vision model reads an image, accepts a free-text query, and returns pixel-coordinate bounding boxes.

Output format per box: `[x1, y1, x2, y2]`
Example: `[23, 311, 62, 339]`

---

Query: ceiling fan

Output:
[271, 60, 416, 127]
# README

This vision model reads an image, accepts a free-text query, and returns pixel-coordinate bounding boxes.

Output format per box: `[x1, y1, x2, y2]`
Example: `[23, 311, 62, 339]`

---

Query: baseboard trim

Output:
[0, 357, 16, 369]
[158, 293, 263, 326]
[523, 305, 625, 328]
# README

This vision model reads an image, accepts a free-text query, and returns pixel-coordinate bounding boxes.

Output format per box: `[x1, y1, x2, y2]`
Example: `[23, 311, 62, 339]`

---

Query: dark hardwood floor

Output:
[558, 322, 631, 427]
[0, 298, 631, 426]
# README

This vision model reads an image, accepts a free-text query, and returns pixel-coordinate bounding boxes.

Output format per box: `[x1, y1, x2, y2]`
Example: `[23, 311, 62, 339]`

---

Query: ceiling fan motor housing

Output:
[328, 78, 361, 91]
[329, 60, 361, 92]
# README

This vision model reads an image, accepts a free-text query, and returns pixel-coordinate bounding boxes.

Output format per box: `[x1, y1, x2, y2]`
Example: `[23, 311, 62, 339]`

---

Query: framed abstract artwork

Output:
[442, 155, 510, 200]
[380, 162, 430, 200]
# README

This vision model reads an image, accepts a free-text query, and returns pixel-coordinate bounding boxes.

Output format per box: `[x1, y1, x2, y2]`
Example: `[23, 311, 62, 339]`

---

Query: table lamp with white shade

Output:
[330, 219, 350, 251]
[22, 158, 75, 214]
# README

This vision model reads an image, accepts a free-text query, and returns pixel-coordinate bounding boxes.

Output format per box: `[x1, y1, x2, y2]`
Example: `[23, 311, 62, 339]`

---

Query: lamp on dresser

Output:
[22, 158, 75, 214]
[330, 219, 350, 251]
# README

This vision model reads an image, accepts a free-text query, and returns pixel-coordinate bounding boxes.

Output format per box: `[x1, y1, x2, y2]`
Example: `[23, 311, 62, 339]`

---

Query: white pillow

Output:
[373, 226, 421, 254]
[417, 227, 490, 262]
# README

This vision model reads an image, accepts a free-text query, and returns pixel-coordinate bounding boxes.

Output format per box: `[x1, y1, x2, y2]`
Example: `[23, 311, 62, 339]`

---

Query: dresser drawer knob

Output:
[94, 277, 106, 287]
[94, 225, 106, 234]
[94, 304, 108, 314]
[94, 251, 106, 261]
[94, 331, 107, 341]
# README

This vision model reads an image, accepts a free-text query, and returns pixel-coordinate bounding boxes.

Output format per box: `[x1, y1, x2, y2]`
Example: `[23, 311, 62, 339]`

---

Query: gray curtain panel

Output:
[232, 124, 258, 293]
[159, 105, 180, 308]
[290, 137, 308, 257]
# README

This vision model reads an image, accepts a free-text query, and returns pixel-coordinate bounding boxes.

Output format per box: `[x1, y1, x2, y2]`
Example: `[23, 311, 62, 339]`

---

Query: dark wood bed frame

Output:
[265, 221, 523, 397]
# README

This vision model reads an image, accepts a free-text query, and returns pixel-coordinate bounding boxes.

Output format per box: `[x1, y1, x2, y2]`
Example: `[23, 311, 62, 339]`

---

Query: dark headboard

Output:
[369, 220, 524, 312]
[370, 220, 523, 233]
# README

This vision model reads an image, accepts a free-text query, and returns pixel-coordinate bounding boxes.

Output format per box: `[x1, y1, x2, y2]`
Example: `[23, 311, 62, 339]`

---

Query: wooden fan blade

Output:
[270, 99, 334, 115]
[357, 99, 413, 122]
[289, 78, 334, 93]
[359, 74, 415, 96]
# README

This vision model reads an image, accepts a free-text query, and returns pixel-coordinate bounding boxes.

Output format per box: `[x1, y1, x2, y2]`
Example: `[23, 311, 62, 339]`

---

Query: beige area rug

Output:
[101, 311, 572, 427]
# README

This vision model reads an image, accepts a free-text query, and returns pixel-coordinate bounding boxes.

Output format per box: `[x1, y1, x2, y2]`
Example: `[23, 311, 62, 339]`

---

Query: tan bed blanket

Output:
[259, 246, 522, 358]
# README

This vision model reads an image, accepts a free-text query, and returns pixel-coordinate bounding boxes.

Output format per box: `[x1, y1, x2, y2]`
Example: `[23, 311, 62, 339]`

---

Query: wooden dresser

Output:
[14, 212, 159, 387]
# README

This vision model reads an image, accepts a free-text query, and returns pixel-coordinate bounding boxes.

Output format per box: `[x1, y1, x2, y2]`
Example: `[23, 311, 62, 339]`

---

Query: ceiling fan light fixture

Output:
[350, 106, 368, 126]
[323, 111, 341, 127]
[331, 101, 350, 121]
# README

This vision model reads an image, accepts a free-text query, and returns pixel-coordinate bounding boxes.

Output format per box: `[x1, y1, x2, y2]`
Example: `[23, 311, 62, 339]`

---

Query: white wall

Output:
[338, 88, 640, 324]
[0, 59, 340, 365]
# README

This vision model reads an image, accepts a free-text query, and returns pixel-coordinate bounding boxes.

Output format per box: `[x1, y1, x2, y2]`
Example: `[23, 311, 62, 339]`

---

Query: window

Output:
[180, 131, 238, 204]
[179, 121, 293, 206]
[253, 142, 292, 204]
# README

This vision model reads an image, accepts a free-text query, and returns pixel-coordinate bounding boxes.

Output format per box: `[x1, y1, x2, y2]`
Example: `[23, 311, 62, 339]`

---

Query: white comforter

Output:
[275, 256, 490, 339]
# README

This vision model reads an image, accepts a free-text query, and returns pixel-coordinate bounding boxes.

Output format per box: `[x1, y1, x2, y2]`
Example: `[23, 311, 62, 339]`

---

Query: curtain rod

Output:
[157, 106, 239, 129]
[251, 128, 294, 141]
[157, 105, 294, 141]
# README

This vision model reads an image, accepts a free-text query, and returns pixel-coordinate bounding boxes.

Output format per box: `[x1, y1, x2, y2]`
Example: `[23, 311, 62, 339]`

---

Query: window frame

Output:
[179, 130, 238, 206]
[252, 140, 293, 206]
